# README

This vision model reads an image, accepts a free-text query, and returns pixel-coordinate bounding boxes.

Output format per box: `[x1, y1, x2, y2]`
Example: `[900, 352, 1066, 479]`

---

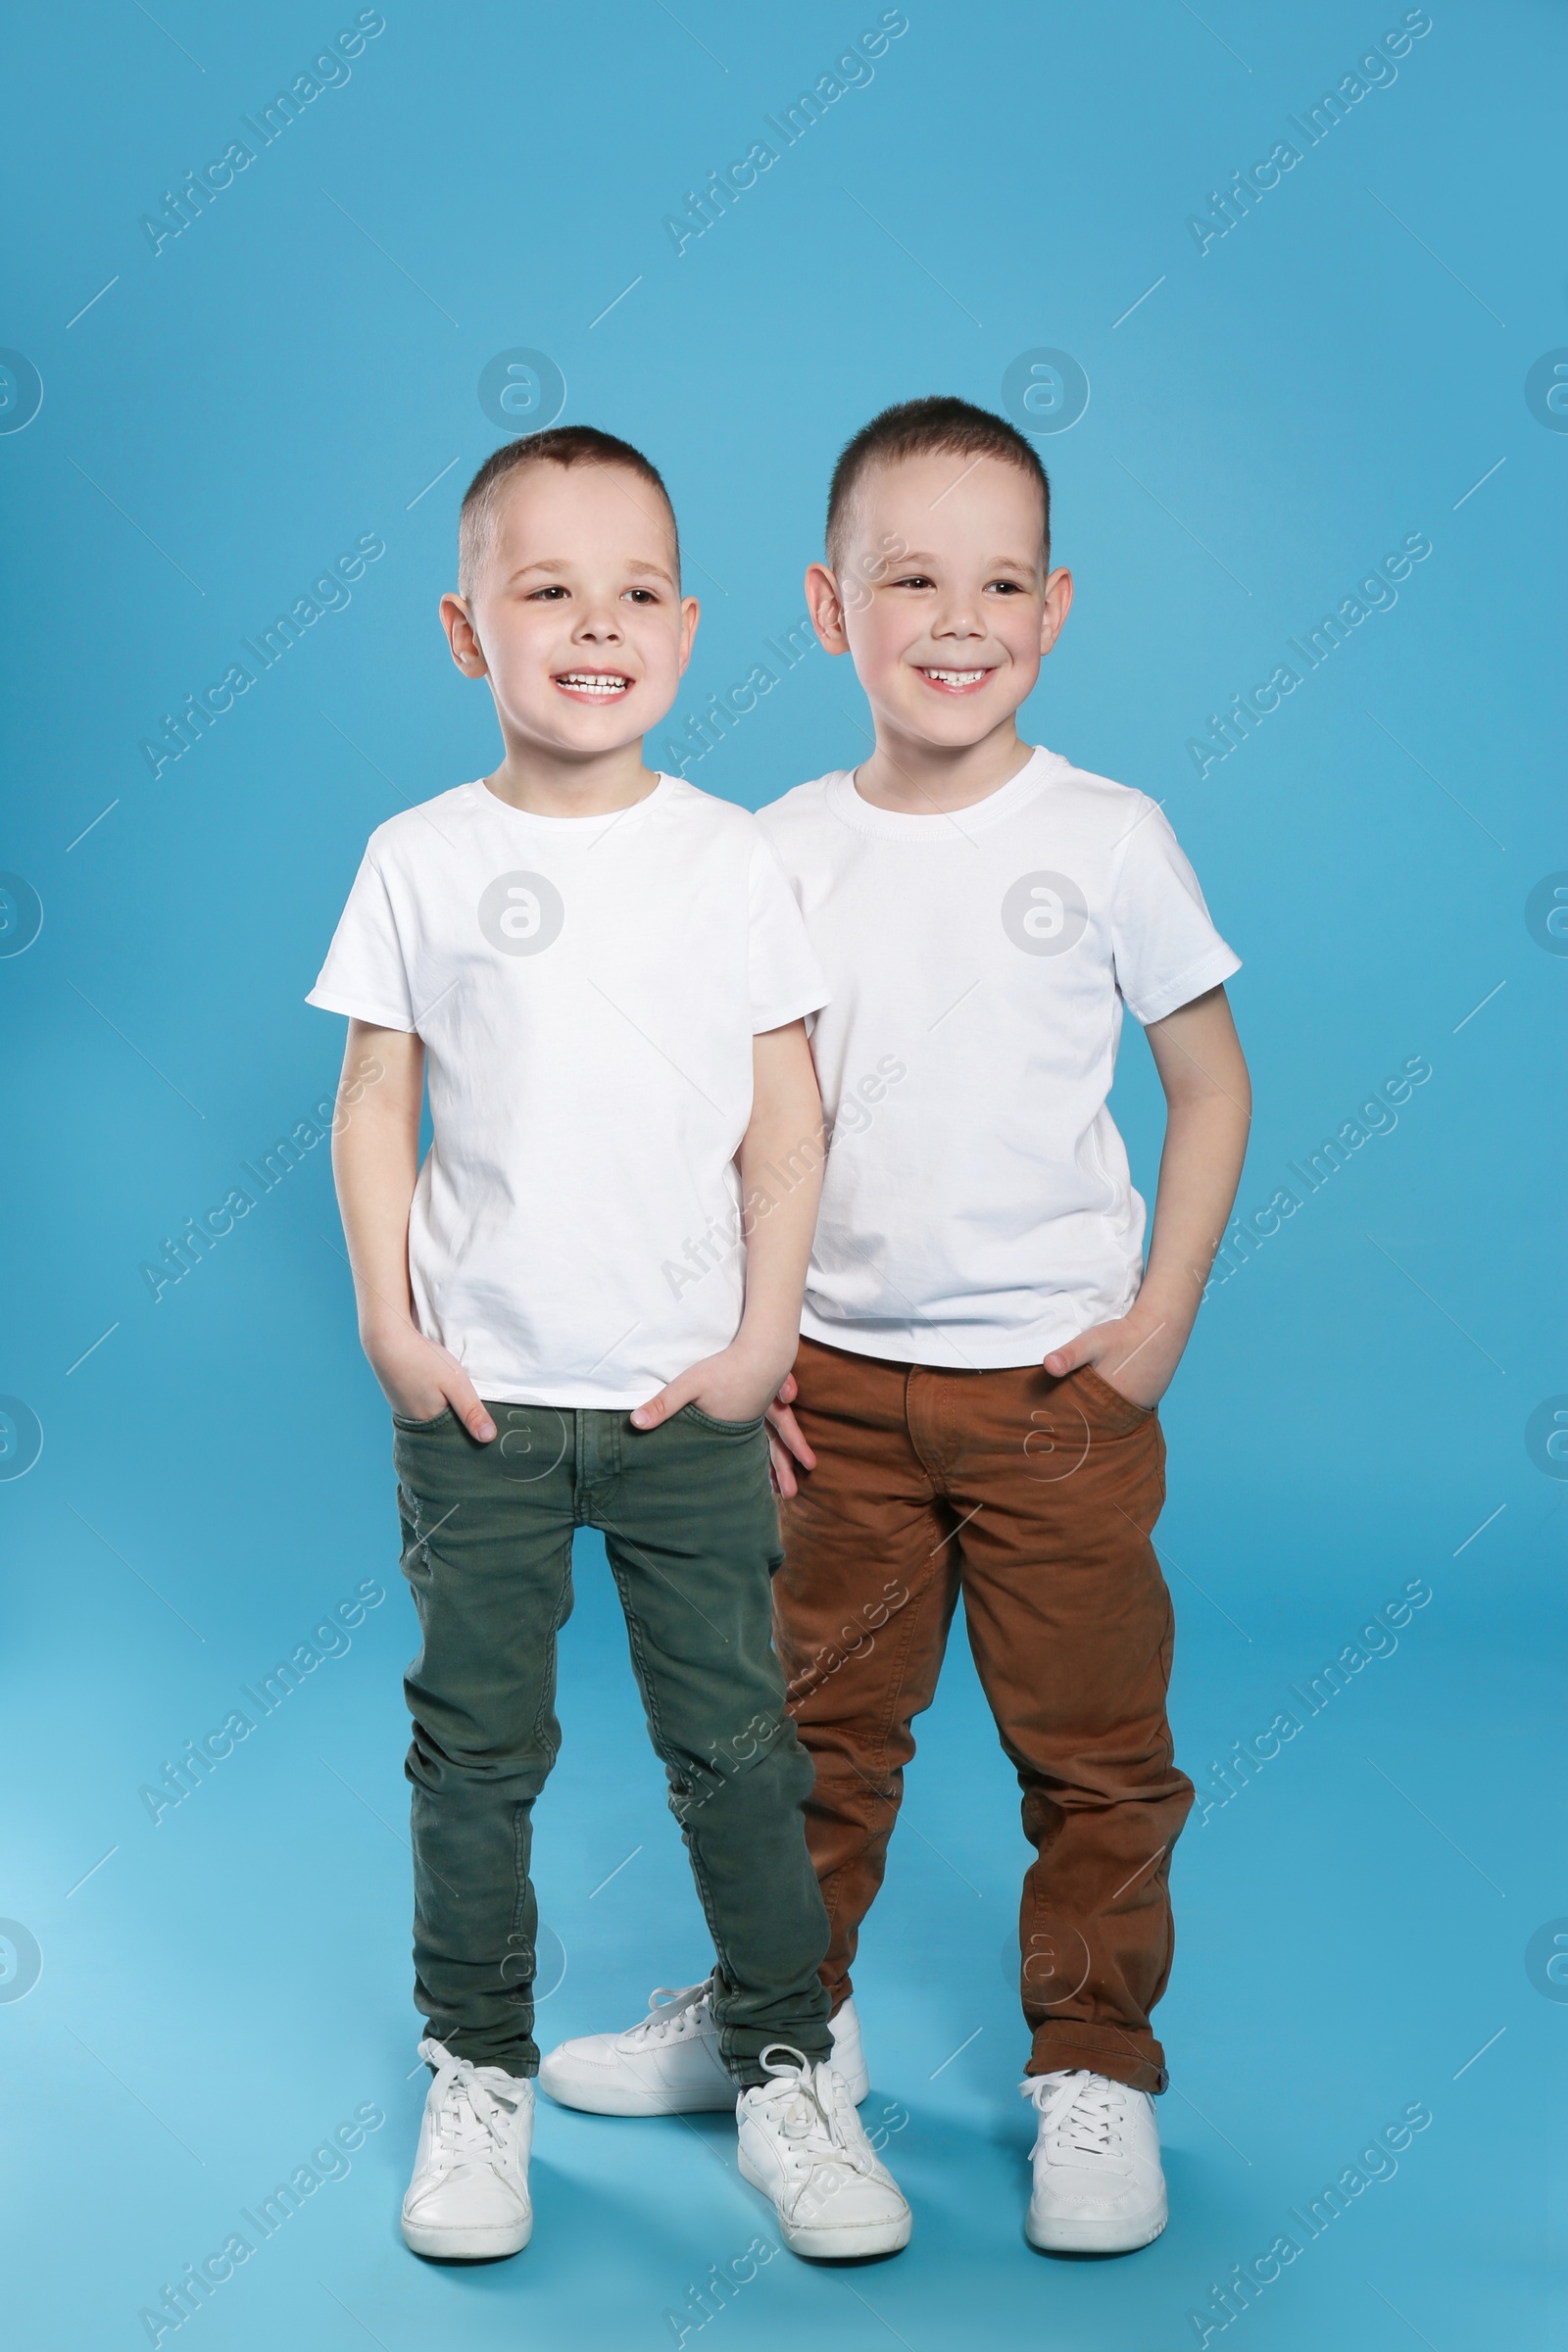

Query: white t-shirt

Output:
[756, 748, 1240, 1368]
[308, 774, 828, 1408]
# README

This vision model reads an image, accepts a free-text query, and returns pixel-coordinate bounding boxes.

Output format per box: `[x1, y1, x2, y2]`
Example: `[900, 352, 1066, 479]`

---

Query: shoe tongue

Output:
[784, 2097, 820, 2138]
[769, 2077, 808, 2126]
[776, 2074, 850, 2157]
[441, 2071, 517, 2147]
[1057, 2086, 1119, 2152]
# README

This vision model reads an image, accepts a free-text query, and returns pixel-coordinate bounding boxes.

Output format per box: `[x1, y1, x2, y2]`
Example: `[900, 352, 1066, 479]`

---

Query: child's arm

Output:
[631, 1019, 824, 1432]
[1044, 984, 1251, 1407]
[330, 1017, 498, 1443]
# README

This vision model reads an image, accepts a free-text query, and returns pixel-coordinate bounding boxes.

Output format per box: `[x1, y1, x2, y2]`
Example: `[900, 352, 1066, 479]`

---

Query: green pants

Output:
[391, 1397, 832, 2084]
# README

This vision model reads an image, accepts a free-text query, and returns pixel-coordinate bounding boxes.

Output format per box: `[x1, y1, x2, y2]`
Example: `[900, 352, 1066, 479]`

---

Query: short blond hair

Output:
[825, 395, 1050, 570]
[457, 425, 680, 598]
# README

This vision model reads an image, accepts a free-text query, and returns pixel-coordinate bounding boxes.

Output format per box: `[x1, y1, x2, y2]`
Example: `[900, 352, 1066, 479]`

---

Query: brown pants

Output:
[773, 1335, 1193, 2094]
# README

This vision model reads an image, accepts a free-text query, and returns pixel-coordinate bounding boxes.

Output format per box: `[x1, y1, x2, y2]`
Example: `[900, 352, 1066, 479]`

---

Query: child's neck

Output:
[482, 735, 661, 820]
[853, 720, 1036, 816]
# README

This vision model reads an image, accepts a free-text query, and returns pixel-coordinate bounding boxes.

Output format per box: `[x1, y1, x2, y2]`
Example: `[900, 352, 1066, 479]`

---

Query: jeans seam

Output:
[570, 1408, 587, 1523]
[905, 1367, 953, 1494]
[576, 1410, 621, 1523]
[525, 1536, 573, 1761]
[509, 1802, 530, 1945]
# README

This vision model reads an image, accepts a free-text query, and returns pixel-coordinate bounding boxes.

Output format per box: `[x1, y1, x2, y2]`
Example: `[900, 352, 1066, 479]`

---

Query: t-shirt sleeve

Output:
[305, 851, 418, 1031]
[747, 832, 830, 1033]
[1109, 800, 1241, 1025]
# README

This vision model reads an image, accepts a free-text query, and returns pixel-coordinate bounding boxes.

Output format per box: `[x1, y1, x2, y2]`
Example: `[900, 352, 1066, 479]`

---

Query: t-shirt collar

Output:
[825, 746, 1062, 842]
[466, 770, 679, 834]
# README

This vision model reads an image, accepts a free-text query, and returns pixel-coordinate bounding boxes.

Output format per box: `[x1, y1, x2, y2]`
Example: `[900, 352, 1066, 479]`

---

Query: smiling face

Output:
[441, 460, 697, 761]
[815, 449, 1070, 756]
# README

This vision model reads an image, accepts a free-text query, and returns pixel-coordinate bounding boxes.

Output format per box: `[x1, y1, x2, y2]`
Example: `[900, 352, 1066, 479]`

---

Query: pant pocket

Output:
[678, 1402, 767, 1437]
[1070, 1362, 1155, 1430]
[392, 1403, 455, 1432]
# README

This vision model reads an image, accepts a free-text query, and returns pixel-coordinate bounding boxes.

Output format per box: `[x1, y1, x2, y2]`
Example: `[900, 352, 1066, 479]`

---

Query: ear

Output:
[439, 592, 487, 677]
[676, 593, 701, 676]
[805, 562, 850, 655]
[1039, 564, 1074, 658]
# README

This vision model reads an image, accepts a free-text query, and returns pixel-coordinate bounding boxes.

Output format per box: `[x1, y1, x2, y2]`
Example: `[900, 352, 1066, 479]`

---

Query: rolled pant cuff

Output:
[723, 2034, 834, 2089]
[436, 2035, 539, 2080]
[1027, 2025, 1168, 2096]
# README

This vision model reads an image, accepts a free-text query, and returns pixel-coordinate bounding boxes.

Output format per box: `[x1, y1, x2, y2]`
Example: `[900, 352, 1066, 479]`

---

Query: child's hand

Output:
[1044, 1310, 1187, 1410]
[630, 1338, 793, 1435]
[765, 1370, 816, 1498]
[362, 1308, 496, 1443]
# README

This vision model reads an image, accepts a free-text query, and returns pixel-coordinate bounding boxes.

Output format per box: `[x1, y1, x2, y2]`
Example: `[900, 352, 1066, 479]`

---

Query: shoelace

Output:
[1021, 2069, 1129, 2161]
[622, 1979, 712, 2045]
[418, 2036, 522, 2163]
[750, 2044, 874, 2177]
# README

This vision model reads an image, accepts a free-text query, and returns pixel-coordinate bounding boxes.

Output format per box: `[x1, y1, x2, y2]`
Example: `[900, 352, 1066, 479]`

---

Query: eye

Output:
[527, 584, 568, 601]
[986, 578, 1027, 595]
[622, 587, 660, 604]
[890, 573, 934, 591]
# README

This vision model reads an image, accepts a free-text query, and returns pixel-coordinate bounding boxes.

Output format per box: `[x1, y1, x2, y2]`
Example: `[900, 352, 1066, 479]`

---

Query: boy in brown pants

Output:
[542, 397, 1250, 2256]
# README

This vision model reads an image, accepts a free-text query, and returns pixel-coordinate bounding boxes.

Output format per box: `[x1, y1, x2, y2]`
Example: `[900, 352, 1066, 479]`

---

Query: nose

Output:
[929, 593, 986, 639]
[572, 595, 623, 643]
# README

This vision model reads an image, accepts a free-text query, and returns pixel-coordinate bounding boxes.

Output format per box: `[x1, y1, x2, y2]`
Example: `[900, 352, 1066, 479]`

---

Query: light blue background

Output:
[1, 4, 1562, 2347]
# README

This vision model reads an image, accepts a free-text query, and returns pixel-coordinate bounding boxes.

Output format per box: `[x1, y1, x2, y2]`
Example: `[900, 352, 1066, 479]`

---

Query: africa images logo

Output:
[478, 872, 565, 956]
[1002, 871, 1089, 956]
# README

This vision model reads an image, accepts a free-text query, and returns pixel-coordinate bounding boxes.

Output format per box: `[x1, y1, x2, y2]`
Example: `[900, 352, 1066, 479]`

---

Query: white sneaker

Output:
[539, 1979, 871, 2114]
[1021, 2070, 1167, 2253]
[401, 2038, 534, 2260]
[737, 2047, 911, 2260]
[826, 1996, 869, 2104]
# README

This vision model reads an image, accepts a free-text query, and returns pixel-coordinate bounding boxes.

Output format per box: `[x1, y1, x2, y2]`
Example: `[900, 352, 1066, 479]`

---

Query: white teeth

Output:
[558, 673, 629, 692]
[923, 667, 987, 685]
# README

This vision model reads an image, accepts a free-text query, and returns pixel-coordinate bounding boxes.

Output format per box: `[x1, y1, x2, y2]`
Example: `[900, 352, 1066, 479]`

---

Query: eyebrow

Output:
[504, 557, 675, 586]
[886, 550, 1037, 571]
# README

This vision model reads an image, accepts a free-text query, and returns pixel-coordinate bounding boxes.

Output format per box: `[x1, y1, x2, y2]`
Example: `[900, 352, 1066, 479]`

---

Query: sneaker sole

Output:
[401, 2211, 533, 2259]
[538, 2076, 871, 2117]
[537, 2064, 735, 2116]
[1024, 2204, 1167, 2255]
[737, 2148, 911, 2259]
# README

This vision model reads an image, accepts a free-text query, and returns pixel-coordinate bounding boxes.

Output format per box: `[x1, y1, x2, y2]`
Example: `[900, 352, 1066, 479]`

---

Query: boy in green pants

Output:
[544, 397, 1250, 2258]
[310, 424, 910, 2263]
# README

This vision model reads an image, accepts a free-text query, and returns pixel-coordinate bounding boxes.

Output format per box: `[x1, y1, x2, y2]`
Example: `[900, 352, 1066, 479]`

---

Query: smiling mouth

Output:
[554, 671, 632, 699]
[917, 666, 994, 692]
